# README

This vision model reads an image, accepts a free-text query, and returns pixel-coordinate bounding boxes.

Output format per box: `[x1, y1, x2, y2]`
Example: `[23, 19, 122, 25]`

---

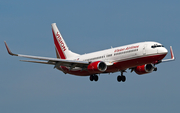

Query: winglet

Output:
[4, 41, 18, 56]
[170, 46, 175, 60]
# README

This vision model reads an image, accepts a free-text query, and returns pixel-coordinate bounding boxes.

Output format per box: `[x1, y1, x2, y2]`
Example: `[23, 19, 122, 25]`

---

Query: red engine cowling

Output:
[135, 64, 154, 75]
[87, 61, 107, 73]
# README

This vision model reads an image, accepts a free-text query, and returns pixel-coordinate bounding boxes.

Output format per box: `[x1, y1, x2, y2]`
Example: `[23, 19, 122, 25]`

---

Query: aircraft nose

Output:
[164, 48, 168, 53]
[158, 47, 168, 54]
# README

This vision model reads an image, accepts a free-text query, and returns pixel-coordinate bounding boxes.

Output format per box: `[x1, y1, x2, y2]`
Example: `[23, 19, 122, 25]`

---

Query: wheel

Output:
[94, 75, 98, 81]
[117, 75, 122, 82]
[121, 75, 126, 82]
[90, 75, 94, 81]
[154, 67, 157, 71]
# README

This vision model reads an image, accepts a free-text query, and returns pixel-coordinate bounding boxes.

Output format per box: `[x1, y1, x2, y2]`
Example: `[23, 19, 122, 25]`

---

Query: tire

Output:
[121, 76, 126, 82]
[154, 67, 157, 71]
[117, 76, 122, 82]
[90, 75, 94, 81]
[94, 75, 98, 81]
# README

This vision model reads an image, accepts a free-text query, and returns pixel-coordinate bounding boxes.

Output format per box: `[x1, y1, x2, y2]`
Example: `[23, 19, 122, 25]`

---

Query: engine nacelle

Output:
[87, 61, 107, 73]
[135, 64, 154, 75]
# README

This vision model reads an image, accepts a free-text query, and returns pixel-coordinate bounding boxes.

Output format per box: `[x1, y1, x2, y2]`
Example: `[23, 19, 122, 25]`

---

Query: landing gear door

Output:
[143, 44, 147, 55]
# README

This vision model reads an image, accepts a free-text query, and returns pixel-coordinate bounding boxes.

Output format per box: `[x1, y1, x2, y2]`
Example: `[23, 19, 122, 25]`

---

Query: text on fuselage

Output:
[114, 45, 139, 53]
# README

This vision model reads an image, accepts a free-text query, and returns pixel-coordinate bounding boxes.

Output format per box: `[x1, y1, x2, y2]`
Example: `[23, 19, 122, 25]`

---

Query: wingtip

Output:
[170, 46, 175, 60]
[4, 41, 18, 56]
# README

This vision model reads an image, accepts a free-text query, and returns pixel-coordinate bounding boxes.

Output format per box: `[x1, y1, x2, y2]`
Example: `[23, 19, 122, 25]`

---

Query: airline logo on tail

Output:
[52, 29, 66, 59]
[56, 32, 66, 51]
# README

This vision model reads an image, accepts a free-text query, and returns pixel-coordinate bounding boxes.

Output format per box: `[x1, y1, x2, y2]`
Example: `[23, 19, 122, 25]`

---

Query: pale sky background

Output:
[0, 0, 180, 113]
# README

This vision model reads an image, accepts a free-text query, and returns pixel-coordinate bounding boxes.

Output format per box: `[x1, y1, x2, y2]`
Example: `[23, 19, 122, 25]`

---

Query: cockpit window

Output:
[151, 44, 164, 48]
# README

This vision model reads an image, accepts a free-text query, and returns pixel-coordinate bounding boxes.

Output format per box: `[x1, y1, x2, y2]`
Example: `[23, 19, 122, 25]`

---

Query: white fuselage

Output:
[68, 41, 167, 63]
[63, 41, 167, 75]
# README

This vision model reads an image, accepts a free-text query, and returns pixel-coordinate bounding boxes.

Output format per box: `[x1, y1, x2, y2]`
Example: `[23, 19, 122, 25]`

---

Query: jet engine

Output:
[135, 64, 154, 75]
[87, 61, 107, 73]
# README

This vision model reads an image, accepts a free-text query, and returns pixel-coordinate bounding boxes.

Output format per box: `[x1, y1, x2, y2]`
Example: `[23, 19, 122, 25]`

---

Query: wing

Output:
[4, 41, 90, 69]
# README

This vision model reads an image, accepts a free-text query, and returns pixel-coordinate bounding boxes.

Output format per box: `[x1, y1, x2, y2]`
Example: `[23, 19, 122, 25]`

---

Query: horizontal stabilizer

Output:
[20, 60, 55, 65]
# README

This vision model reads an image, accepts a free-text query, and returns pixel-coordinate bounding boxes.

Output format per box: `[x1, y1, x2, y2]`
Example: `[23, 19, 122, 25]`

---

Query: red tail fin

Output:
[51, 23, 80, 59]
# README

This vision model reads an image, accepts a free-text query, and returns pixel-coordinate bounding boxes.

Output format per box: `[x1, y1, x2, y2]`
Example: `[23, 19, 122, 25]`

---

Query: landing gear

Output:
[153, 67, 157, 71]
[117, 75, 126, 82]
[89, 74, 99, 81]
[117, 71, 126, 82]
[90, 75, 94, 81]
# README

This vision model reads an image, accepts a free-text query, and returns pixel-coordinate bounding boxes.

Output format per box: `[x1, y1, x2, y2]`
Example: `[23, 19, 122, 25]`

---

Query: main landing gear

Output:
[117, 71, 126, 82]
[89, 71, 127, 82]
[90, 74, 98, 81]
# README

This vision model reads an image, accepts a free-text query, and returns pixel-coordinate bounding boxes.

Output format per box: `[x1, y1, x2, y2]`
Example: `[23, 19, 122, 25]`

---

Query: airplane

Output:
[4, 23, 175, 82]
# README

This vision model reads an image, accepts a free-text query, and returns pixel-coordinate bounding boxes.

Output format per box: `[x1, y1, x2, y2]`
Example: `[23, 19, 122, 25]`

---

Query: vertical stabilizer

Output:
[51, 23, 79, 59]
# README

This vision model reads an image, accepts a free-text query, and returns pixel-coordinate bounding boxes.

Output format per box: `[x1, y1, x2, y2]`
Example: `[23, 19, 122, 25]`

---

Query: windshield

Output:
[151, 44, 164, 48]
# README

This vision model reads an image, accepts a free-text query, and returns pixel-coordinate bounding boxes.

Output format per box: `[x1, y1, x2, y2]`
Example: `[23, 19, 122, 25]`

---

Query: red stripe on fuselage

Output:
[106, 53, 166, 73]
[57, 53, 167, 76]
[52, 29, 66, 59]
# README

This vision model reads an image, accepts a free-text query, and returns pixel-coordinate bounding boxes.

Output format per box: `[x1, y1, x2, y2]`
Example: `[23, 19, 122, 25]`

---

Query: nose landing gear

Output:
[153, 67, 157, 71]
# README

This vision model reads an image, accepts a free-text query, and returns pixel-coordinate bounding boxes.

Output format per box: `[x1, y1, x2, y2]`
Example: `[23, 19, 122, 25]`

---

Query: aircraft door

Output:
[143, 44, 147, 55]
